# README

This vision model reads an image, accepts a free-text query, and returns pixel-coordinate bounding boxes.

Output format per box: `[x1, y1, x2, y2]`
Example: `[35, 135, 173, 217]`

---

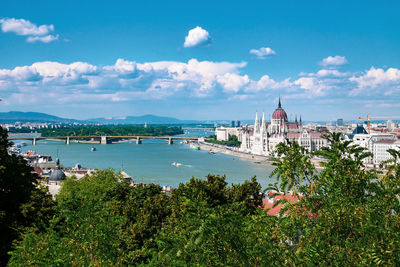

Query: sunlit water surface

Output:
[14, 129, 275, 189]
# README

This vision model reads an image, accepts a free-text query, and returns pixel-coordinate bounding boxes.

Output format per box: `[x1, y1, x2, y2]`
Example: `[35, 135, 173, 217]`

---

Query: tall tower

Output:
[254, 111, 260, 133]
[261, 112, 266, 133]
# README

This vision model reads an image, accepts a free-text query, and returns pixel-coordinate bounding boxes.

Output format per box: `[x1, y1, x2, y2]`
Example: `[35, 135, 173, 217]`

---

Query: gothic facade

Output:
[239, 99, 327, 156]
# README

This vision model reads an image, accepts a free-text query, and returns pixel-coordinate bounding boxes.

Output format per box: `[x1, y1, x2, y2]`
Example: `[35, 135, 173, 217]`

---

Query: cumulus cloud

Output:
[294, 77, 330, 96]
[319, 55, 348, 67]
[184, 26, 211, 48]
[0, 18, 59, 43]
[245, 75, 292, 93]
[249, 47, 276, 59]
[26, 34, 59, 43]
[0, 58, 250, 102]
[217, 73, 250, 93]
[349, 67, 400, 96]
[315, 69, 348, 77]
[1, 58, 399, 107]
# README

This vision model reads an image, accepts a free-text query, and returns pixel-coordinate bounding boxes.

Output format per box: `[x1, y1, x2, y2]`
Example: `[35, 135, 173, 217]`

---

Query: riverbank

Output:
[198, 141, 271, 163]
[198, 141, 329, 170]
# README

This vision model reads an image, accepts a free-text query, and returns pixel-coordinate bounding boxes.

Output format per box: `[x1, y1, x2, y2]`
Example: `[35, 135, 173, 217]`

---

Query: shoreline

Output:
[198, 141, 327, 170]
[198, 141, 271, 163]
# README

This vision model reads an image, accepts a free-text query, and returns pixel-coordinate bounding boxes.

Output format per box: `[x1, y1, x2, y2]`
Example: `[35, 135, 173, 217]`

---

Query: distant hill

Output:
[0, 111, 199, 125]
[89, 114, 198, 124]
[0, 111, 79, 123]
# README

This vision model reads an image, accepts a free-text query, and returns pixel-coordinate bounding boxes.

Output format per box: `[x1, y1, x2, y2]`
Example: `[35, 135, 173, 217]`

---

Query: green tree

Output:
[151, 175, 283, 266]
[270, 132, 400, 265]
[9, 170, 172, 266]
[0, 128, 54, 265]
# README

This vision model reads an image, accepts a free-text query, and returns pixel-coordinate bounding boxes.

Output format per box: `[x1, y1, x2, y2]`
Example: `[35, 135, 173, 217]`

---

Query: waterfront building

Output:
[344, 125, 398, 165]
[387, 120, 396, 131]
[337, 118, 344, 126]
[373, 139, 400, 165]
[239, 98, 327, 156]
[215, 126, 241, 141]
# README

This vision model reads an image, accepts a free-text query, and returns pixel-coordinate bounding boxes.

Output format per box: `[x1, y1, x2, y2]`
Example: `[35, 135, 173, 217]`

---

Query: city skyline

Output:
[0, 0, 399, 121]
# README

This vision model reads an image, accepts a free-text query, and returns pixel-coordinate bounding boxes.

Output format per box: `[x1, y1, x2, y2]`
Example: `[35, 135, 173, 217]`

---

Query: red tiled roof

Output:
[263, 192, 300, 216]
[33, 166, 43, 175]
[310, 133, 323, 137]
[375, 140, 396, 144]
[286, 133, 301, 138]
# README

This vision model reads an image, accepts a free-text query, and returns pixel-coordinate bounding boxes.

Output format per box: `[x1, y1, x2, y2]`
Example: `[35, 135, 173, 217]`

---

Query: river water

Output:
[14, 129, 275, 189]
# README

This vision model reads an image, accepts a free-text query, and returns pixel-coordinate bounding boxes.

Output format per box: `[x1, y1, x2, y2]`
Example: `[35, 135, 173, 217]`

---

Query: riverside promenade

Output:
[198, 141, 271, 162]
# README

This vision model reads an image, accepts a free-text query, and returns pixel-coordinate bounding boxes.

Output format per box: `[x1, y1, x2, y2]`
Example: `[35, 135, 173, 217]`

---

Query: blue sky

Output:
[0, 0, 399, 121]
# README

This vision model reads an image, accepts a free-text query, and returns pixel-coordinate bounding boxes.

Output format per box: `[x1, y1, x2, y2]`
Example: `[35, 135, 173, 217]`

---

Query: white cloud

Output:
[249, 47, 276, 59]
[349, 67, 400, 96]
[27, 34, 59, 43]
[184, 26, 211, 48]
[0, 58, 250, 102]
[217, 73, 250, 93]
[294, 77, 330, 96]
[315, 69, 348, 77]
[1, 58, 399, 106]
[319, 55, 348, 67]
[0, 18, 59, 43]
[245, 75, 292, 93]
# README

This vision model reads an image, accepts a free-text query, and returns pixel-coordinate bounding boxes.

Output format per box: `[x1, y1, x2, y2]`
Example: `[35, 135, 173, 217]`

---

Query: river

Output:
[13, 128, 275, 189]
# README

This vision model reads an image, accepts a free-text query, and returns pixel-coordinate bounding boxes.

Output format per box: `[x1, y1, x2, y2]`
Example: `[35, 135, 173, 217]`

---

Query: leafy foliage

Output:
[0, 128, 54, 265]
[206, 134, 241, 147]
[5, 131, 400, 265]
[40, 125, 183, 137]
[269, 132, 400, 265]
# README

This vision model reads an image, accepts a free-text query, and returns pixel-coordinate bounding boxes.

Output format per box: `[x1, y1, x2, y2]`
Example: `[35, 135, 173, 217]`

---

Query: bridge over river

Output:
[8, 135, 204, 145]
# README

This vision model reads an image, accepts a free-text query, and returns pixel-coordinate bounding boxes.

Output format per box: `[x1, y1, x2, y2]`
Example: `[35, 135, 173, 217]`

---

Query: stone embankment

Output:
[198, 141, 271, 163]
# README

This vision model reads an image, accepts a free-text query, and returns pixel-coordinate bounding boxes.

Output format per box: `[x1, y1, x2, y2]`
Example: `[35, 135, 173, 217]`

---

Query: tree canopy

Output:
[0, 127, 54, 265]
[4, 131, 400, 265]
[40, 125, 183, 137]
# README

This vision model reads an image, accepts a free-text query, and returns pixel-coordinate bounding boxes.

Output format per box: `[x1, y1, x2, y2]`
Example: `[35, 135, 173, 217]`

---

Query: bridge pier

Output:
[100, 136, 108, 145]
[168, 137, 173, 145]
[66, 137, 70, 145]
[32, 137, 36, 146]
[136, 136, 142, 144]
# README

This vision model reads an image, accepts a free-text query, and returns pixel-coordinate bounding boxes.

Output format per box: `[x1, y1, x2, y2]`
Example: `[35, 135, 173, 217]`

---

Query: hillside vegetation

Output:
[40, 125, 184, 137]
[2, 128, 400, 265]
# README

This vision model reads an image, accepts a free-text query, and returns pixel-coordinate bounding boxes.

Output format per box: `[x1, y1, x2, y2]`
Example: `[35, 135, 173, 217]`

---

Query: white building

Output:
[215, 127, 241, 141]
[239, 98, 327, 156]
[345, 125, 398, 164]
[373, 140, 400, 165]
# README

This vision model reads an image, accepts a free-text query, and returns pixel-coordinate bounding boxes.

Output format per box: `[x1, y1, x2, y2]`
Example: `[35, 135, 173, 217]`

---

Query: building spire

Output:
[278, 96, 282, 108]
[261, 112, 266, 132]
[254, 111, 260, 133]
[295, 114, 298, 123]
[300, 115, 302, 125]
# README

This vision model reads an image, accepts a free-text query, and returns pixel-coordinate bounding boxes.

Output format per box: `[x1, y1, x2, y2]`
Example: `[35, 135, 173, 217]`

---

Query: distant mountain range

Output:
[0, 111, 200, 124]
[0, 111, 80, 124]
[88, 114, 198, 124]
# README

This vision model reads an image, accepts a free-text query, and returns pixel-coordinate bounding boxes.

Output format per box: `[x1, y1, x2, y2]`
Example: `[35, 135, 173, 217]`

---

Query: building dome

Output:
[49, 158, 66, 181]
[49, 169, 66, 181]
[272, 98, 288, 121]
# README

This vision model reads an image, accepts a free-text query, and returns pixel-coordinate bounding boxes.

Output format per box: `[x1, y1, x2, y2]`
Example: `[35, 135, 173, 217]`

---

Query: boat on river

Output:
[190, 144, 200, 150]
[91, 147, 96, 151]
